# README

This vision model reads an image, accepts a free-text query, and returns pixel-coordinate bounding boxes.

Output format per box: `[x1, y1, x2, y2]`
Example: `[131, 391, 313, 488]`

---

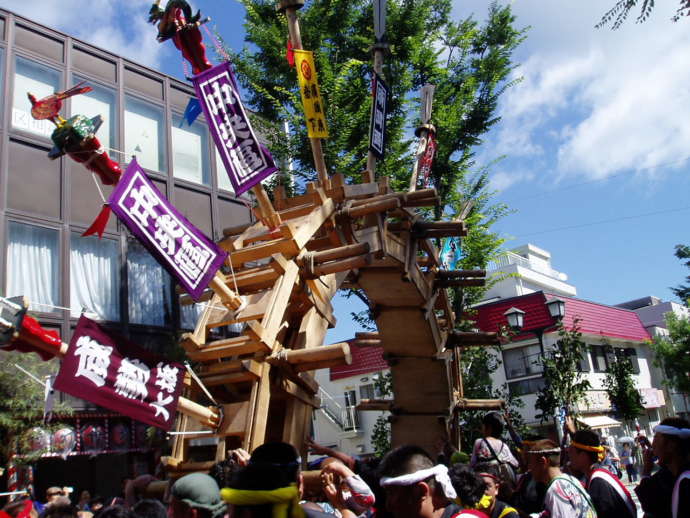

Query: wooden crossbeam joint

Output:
[445, 330, 500, 348]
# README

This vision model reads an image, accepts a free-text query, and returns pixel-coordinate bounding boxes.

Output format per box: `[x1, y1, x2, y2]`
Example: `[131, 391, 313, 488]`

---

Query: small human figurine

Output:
[148, 0, 212, 76]
[27, 83, 122, 185]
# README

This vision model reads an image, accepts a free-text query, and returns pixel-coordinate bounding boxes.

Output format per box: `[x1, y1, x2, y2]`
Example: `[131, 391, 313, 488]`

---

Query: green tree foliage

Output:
[371, 372, 392, 457]
[671, 244, 690, 305]
[535, 320, 591, 422]
[0, 351, 70, 465]
[651, 311, 690, 395]
[603, 346, 644, 422]
[597, 1, 690, 29]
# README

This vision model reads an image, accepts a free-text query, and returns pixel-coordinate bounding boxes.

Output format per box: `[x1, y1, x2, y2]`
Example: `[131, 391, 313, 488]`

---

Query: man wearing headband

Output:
[526, 440, 595, 518]
[635, 417, 690, 518]
[471, 464, 518, 518]
[378, 446, 487, 518]
[567, 430, 635, 518]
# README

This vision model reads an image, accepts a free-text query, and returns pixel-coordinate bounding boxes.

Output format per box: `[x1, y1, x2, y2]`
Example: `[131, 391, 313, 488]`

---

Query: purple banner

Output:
[54, 316, 185, 430]
[109, 159, 227, 301]
[193, 62, 278, 196]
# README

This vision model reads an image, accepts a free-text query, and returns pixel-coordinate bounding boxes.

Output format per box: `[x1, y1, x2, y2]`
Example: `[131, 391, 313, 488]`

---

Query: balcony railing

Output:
[489, 251, 563, 280]
[318, 387, 361, 433]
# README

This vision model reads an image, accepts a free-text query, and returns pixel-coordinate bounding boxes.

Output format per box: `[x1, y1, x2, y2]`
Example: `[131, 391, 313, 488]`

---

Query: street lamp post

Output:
[504, 297, 566, 441]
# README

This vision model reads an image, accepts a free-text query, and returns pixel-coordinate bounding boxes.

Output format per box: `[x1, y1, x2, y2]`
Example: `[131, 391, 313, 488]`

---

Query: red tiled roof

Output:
[473, 292, 651, 342]
[330, 340, 389, 381]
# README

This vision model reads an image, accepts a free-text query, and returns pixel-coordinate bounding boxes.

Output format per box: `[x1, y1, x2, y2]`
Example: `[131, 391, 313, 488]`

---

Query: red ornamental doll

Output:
[148, 0, 212, 76]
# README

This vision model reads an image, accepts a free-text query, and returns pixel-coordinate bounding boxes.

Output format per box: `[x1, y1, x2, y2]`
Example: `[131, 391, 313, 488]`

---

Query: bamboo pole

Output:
[280, 0, 330, 188]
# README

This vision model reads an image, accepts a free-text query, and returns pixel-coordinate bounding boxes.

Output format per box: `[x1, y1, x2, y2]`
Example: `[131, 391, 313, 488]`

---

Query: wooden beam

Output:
[455, 398, 504, 410]
[435, 279, 486, 288]
[437, 270, 486, 279]
[271, 342, 351, 367]
[357, 399, 394, 411]
[306, 254, 371, 278]
[304, 242, 370, 265]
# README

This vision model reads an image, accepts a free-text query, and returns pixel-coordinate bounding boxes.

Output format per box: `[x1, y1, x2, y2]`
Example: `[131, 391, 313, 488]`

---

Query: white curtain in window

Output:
[127, 241, 171, 326]
[70, 234, 120, 321]
[6, 222, 59, 311]
[13, 59, 60, 138]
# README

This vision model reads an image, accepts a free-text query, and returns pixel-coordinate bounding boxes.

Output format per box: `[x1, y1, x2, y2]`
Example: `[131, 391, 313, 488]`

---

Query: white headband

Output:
[654, 425, 690, 439]
[527, 448, 561, 455]
[380, 464, 457, 500]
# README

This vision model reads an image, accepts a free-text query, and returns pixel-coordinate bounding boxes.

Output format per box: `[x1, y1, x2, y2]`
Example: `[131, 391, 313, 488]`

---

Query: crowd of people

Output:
[1, 414, 689, 518]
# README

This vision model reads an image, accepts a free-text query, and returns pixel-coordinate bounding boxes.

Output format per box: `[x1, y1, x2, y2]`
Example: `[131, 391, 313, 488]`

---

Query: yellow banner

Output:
[294, 49, 329, 138]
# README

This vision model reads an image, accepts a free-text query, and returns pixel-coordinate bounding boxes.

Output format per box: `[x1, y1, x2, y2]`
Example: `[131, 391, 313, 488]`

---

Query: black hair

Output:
[131, 500, 166, 518]
[482, 412, 504, 438]
[43, 505, 80, 518]
[209, 457, 243, 489]
[378, 445, 434, 479]
[473, 462, 500, 481]
[96, 506, 131, 518]
[448, 464, 486, 508]
[229, 443, 301, 518]
[572, 430, 601, 464]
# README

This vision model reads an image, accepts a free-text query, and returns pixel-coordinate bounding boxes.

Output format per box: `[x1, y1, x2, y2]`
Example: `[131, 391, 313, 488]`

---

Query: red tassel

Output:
[82, 204, 112, 239]
[287, 39, 295, 67]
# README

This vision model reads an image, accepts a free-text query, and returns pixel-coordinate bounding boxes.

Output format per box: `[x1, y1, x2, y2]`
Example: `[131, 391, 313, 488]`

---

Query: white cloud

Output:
[489, 169, 535, 192]
[454, 0, 690, 184]
[0, 0, 166, 68]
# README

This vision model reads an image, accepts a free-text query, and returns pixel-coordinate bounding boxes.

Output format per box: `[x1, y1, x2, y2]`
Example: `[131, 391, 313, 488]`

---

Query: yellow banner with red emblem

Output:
[294, 49, 329, 138]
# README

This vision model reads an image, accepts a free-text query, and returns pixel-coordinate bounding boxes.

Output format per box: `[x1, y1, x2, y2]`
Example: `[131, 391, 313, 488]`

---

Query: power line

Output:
[514, 204, 690, 238]
[499, 156, 690, 204]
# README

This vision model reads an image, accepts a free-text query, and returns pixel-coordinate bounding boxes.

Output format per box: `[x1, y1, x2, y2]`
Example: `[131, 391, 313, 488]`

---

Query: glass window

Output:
[590, 345, 609, 372]
[508, 377, 545, 397]
[172, 114, 210, 185]
[70, 233, 120, 321]
[181, 302, 203, 330]
[359, 383, 383, 400]
[6, 222, 59, 312]
[70, 77, 117, 150]
[124, 96, 166, 172]
[503, 344, 542, 379]
[127, 237, 172, 326]
[12, 57, 61, 138]
[577, 350, 590, 372]
[215, 149, 235, 193]
[625, 348, 640, 375]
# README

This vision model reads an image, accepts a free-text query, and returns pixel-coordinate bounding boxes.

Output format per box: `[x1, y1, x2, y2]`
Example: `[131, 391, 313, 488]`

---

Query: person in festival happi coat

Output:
[635, 417, 690, 518]
[567, 430, 635, 518]
[471, 464, 519, 518]
[526, 440, 596, 518]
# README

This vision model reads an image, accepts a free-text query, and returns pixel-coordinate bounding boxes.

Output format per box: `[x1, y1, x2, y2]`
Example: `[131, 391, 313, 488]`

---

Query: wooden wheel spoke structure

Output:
[165, 173, 503, 476]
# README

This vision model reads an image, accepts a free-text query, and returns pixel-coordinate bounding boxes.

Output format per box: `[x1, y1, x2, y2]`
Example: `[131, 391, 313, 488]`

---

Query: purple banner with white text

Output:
[109, 159, 227, 301]
[193, 62, 278, 195]
[54, 316, 185, 430]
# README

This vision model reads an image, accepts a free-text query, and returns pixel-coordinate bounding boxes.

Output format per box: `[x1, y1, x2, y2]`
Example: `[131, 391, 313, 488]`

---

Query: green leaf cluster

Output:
[0, 351, 72, 465]
[603, 345, 645, 422]
[597, 1, 690, 29]
[651, 311, 690, 395]
[535, 319, 591, 422]
[671, 244, 690, 305]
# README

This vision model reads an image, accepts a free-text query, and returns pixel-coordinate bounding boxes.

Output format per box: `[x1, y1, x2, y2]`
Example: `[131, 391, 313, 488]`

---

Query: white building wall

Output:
[311, 368, 390, 457]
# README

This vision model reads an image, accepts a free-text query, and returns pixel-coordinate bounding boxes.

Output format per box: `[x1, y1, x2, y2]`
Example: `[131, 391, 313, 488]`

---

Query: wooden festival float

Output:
[0, 0, 506, 480]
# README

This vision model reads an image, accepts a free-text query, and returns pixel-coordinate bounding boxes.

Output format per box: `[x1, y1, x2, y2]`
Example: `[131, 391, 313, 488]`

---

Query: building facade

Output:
[0, 8, 251, 497]
[476, 245, 676, 440]
[312, 344, 390, 457]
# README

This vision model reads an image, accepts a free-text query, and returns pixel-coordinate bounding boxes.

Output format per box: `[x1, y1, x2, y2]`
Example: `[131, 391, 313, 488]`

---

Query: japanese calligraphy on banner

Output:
[54, 316, 185, 430]
[294, 50, 329, 138]
[109, 159, 227, 301]
[193, 62, 278, 195]
[369, 71, 388, 159]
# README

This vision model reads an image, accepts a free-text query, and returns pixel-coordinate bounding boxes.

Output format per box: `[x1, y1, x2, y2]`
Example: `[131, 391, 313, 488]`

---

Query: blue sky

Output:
[3, 0, 688, 342]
